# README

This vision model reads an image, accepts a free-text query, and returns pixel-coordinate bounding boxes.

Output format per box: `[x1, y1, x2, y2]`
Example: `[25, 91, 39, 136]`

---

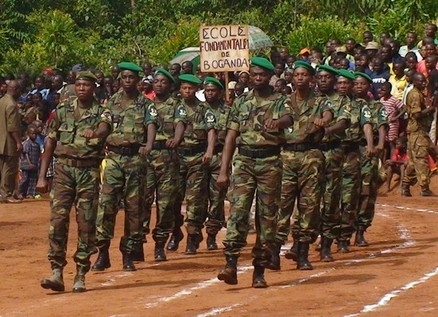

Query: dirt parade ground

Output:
[1, 180, 438, 317]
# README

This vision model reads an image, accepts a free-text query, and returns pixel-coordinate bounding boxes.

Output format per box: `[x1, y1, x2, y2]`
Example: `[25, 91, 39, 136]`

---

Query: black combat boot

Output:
[217, 255, 238, 285]
[337, 240, 350, 253]
[296, 241, 313, 270]
[122, 253, 136, 271]
[401, 184, 412, 197]
[166, 227, 184, 251]
[320, 237, 334, 262]
[185, 234, 200, 255]
[40, 267, 65, 292]
[72, 266, 87, 293]
[131, 244, 145, 262]
[266, 242, 281, 271]
[91, 241, 111, 271]
[154, 241, 167, 262]
[252, 266, 268, 288]
[355, 226, 369, 247]
[420, 187, 433, 196]
[206, 234, 218, 250]
[284, 238, 298, 261]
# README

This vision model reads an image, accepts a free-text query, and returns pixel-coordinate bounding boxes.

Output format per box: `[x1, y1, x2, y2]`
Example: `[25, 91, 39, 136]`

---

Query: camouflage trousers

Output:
[339, 146, 361, 241]
[48, 163, 100, 271]
[223, 154, 282, 266]
[402, 132, 433, 189]
[357, 147, 379, 228]
[174, 152, 208, 235]
[277, 149, 324, 244]
[320, 147, 345, 240]
[142, 149, 179, 242]
[204, 153, 227, 236]
[95, 153, 145, 255]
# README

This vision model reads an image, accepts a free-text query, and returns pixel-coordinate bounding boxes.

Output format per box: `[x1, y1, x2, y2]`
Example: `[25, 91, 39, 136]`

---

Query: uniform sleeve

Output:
[318, 99, 334, 117]
[336, 97, 352, 124]
[46, 109, 61, 140]
[359, 103, 373, 126]
[376, 104, 389, 128]
[276, 95, 290, 119]
[406, 90, 422, 115]
[6, 103, 20, 132]
[174, 102, 188, 125]
[99, 106, 113, 127]
[144, 102, 158, 126]
[227, 98, 241, 131]
[204, 106, 216, 131]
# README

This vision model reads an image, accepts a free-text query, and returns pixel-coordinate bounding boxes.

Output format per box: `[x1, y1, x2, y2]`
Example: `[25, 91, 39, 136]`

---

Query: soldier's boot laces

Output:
[154, 241, 167, 262]
[217, 255, 238, 285]
[40, 268, 65, 292]
[252, 266, 268, 288]
[206, 234, 218, 250]
[122, 253, 136, 271]
[337, 240, 350, 253]
[355, 226, 369, 247]
[185, 234, 200, 255]
[284, 239, 298, 261]
[72, 266, 87, 293]
[266, 242, 281, 271]
[91, 241, 111, 271]
[166, 227, 184, 251]
[297, 241, 313, 270]
[320, 237, 334, 262]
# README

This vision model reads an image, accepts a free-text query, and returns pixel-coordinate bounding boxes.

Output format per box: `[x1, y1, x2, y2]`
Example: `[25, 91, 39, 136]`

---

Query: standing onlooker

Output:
[0, 80, 23, 203]
[18, 125, 40, 199]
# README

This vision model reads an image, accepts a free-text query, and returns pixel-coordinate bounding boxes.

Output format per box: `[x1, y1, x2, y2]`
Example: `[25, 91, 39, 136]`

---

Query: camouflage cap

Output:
[75, 71, 98, 82]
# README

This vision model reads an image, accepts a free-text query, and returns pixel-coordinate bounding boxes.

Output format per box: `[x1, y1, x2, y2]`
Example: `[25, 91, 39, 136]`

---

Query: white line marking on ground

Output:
[196, 304, 242, 317]
[100, 272, 133, 286]
[143, 265, 253, 308]
[344, 266, 438, 317]
[377, 203, 438, 215]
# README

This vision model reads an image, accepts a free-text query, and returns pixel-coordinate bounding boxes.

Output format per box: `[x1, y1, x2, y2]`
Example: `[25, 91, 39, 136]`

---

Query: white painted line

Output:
[196, 304, 242, 317]
[100, 272, 133, 286]
[143, 265, 253, 308]
[344, 266, 438, 317]
[377, 203, 438, 215]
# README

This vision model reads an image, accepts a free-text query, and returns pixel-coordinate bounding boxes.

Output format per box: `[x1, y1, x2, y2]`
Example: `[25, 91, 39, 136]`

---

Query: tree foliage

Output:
[0, 0, 437, 75]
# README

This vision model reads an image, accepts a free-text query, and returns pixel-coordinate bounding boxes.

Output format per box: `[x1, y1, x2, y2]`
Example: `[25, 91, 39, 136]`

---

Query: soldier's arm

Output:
[166, 121, 185, 149]
[140, 123, 156, 156]
[376, 124, 387, 153]
[217, 129, 238, 189]
[36, 137, 57, 193]
[203, 128, 217, 164]
[325, 119, 348, 136]
[363, 123, 375, 157]
[265, 114, 293, 129]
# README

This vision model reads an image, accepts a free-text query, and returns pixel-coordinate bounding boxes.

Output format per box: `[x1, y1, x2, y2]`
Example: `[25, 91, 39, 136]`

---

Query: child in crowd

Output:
[385, 136, 408, 192]
[18, 125, 41, 199]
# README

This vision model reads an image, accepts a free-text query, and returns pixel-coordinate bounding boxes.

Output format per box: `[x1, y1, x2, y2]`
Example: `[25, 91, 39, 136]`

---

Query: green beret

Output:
[293, 61, 315, 75]
[118, 61, 143, 73]
[204, 76, 224, 89]
[75, 71, 97, 82]
[178, 74, 202, 85]
[337, 69, 355, 81]
[354, 72, 373, 83]
[316, 64, 338, 76]
[250, 57, 275, 71]
[155, 68, 175, 83]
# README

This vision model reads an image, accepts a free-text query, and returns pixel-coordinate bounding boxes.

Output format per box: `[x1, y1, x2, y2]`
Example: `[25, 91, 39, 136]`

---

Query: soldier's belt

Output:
[178, 143, 207, 156]
[56, 157, 101, 168]
[282, 143, 319, 152]
[238, 146, 280, 158]
[153, 141, 168, 150]
[106, 144, 141, 156]
[213, 144, 224, 155]
[319, 140, 341, 151]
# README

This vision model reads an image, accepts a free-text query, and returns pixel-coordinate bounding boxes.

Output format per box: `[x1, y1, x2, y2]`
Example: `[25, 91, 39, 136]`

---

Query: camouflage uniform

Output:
[174, 98, 216, 235]
[47, 98, 112, 271]
[319, 92, 351, 240]
[204, 100, 230, 236]
[276, 92, 330, 244]
[223, 90, 288, 266]
[357, 100, 388, 228]
[339, 98, 373, 242]
[96, 91, 157, 256]
[402, 87, 434, 190]
[142, 96, 186, 242]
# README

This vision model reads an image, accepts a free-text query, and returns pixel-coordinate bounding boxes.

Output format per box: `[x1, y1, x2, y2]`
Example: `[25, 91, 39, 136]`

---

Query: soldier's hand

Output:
[375, 145, 384, 154]
[366, 145, 374, 157]
[81, 129, 96, 138]
[138, 146, 151, 156]
[313, 118, 328, 127]
[36, 177, 49, 193]
[216, 172, 230, 189]
[264, 119, 279, 130]
[202, 151, 213, 164]
[166, 138, 178, 149]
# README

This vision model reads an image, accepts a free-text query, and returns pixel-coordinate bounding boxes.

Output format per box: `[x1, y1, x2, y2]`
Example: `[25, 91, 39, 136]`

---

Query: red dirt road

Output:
[1, 181, 438, 317]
